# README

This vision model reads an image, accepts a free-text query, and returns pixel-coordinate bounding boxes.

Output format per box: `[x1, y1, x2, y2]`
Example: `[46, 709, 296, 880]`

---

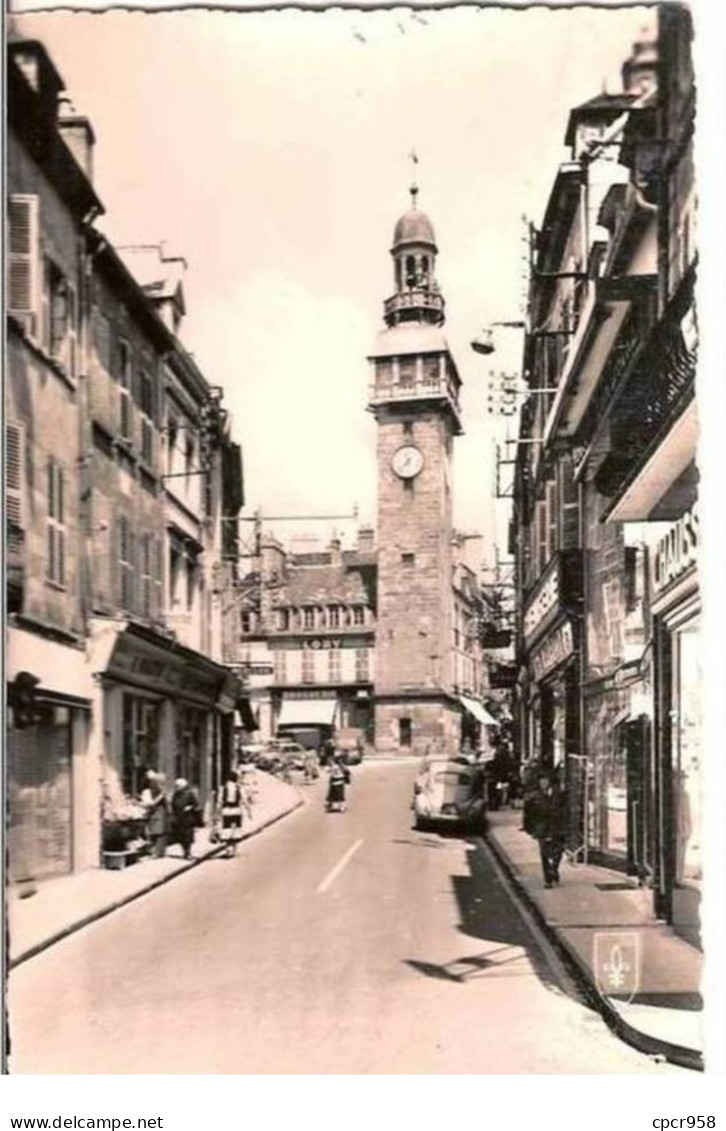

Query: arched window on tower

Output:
[420, 256, 430, 286]
[405, 256, 416, 288]
[395, 259, 403, 291]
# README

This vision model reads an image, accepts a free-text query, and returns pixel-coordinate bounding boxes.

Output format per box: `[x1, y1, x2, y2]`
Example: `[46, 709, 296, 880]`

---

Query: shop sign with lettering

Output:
[284, 689, 342, 701]
[523, 561, 560, 643]
[651, 506, 698, 597]
[531, 620, 575, 681]
[272, 636, 370, 651]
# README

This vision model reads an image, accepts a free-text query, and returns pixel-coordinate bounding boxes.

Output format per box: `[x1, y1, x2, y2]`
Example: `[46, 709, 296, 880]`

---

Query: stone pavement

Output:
[485, 808, 704, 1071]
[8, 771, 303, 968]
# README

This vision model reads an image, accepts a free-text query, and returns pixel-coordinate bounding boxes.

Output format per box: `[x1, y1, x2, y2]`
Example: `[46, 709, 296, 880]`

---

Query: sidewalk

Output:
[8, 772, 304, 969]
[485, 809, 704, 1071]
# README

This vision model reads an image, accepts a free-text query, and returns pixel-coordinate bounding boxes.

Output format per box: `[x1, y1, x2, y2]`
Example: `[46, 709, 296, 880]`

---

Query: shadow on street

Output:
[402, 828, 582, 1001]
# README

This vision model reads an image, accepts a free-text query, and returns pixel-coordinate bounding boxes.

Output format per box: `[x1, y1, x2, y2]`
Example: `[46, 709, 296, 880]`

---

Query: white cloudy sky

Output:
[13, 2, 654, 560]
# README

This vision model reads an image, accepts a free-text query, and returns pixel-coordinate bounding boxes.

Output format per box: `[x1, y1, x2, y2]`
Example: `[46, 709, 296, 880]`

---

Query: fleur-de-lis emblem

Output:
[594, 931, 641, 1002]
[603, 944, 631, 990]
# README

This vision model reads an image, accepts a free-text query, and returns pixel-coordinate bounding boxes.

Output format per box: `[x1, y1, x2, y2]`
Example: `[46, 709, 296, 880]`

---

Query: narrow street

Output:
[9, 761, 682, 1075]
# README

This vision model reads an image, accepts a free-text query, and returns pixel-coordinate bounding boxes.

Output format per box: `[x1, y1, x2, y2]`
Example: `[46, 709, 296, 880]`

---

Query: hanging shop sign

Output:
[531, 620, 575, 682]
[523, 561, 560, 643]
[651, 505, 698, 597]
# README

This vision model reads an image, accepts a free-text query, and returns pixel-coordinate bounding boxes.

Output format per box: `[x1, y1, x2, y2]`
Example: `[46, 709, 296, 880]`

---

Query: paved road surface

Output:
[9, 760, 682, 1074]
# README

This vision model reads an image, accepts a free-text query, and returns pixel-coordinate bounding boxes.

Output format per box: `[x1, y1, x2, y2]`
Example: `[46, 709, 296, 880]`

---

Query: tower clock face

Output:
[392, 444, 424, 479]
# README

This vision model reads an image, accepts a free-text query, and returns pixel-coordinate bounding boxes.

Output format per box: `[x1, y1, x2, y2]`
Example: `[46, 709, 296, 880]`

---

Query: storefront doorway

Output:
[7, 704, 74, 882]
[122, 694, 161, 796]
[670, 615, 702, 941]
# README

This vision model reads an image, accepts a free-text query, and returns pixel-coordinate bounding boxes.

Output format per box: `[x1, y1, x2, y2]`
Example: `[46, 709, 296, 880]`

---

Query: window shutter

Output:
[8, 195, 39, 333]
[153, 536, 163, 618]
[546, 480, 558, 561]
[90, 489, 112, 610]
[119, 516, 133, 609]
[65, 282, 78, 377]
[537, 501, 547, 574]
[46, 461, 66, 585]
[6, 422, 25, 527]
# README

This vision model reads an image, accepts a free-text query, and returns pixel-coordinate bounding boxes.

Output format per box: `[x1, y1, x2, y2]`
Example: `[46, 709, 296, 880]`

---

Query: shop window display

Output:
[673, 619, 702, 885]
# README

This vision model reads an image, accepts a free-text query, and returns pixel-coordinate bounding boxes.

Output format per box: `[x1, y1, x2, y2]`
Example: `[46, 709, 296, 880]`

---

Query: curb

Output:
[483, 829, 704, 1073]
[9, 797, 305, 970]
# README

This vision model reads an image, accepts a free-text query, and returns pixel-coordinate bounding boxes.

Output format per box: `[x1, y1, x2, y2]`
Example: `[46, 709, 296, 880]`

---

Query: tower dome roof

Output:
[392, 188, 437, 248]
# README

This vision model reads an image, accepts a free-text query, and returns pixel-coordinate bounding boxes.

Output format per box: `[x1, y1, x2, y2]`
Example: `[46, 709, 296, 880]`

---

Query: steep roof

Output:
[271, 564, 371, 607]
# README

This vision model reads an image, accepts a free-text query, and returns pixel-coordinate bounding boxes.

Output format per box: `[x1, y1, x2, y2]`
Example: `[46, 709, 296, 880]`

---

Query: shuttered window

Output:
[560, 456, 580, 549]
[8, 195, 39, 335]
[328, 648, 341, 683]
[140, 534, 153, 618]
[47, 459, 66, 585]
[117, 341, 133, 442]
[546, 479, 558, 562]
[6, 422, 25, 530]
[355, 648, 370, 682]
[301, 650, 315, 684]
[153, 537, 163, 618]
[537, 500, 548, 575]
[118, 516, 135, 610]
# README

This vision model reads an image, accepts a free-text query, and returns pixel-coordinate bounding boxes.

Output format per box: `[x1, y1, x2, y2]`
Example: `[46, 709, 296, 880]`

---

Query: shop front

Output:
[88, 617, 242, 852]
[522, 610, 578, 850]
[650, 510, 701, 945]
[458, 695, 498, 753]
[274, 691, 339, 749]
[582, 674, 653, 874]
[6, 627, 94, 882]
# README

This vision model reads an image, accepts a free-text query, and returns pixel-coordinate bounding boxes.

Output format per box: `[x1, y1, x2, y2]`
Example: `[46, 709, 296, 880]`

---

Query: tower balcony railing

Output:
[384, 288, 445, 323]
[367, 373, 462, 424]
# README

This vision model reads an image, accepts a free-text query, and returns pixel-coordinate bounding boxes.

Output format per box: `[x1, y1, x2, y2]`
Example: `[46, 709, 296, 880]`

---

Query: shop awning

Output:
[277, 697, 338, 728]
[7, 627, 92, 703]
[235, 696, 257, 731]
[459, 696, 498, 726]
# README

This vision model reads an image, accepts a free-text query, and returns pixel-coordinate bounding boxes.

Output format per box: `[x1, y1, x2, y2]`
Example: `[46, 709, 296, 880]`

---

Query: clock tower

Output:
[368, 185, 463, 754]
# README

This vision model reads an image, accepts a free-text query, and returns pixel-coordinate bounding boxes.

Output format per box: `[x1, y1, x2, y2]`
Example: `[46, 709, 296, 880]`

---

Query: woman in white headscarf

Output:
[140, 771, 169, 858]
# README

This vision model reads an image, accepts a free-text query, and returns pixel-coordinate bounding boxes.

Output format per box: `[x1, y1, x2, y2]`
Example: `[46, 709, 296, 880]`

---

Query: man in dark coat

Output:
[170, 778, 202, 860]
[528, 771, 566, 888]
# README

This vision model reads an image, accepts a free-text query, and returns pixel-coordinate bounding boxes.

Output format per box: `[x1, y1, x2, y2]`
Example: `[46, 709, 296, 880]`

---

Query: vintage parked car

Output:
[270, 738, 307, 770]
[412, 758, 486, 833]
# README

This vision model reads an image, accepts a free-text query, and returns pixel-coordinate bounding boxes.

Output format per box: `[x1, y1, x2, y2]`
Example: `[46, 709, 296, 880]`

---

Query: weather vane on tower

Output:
[408, 149, 419, 206]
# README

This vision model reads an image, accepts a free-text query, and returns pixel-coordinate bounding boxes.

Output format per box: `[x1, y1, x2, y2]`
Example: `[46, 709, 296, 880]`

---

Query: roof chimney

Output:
[357, 526, 375, 553]
[329, 536, 342, 566]
[621, 27, 658, 98]
[57, 93, 95, 182]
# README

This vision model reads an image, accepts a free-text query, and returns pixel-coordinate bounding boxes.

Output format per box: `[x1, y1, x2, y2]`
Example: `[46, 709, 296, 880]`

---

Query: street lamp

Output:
[470, 321, 526, 356]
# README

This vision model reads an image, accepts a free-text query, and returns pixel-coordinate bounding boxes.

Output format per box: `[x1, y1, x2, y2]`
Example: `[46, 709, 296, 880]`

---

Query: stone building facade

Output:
[6, 38, 245, 883]
[511, 9, 699, 943]
[6, 41, 103, 881]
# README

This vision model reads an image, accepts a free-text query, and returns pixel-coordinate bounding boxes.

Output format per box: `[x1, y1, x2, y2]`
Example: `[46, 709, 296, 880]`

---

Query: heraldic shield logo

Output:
[593, 931, 641, 1003]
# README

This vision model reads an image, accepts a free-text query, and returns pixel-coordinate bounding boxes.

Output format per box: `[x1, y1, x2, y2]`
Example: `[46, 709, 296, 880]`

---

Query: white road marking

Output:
[316, 838, 364, 894]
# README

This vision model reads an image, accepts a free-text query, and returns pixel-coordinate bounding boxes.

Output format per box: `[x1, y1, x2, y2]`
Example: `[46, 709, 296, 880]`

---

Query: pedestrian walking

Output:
[170, 777, 202, 860]
[303, 749, 319, 784]
[215, 774, 244, 857]
[528, 770, 567, 888]
[325, 756, 350, 813]
[140, 770, 169, 858]
[238, 764, 257, 818]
